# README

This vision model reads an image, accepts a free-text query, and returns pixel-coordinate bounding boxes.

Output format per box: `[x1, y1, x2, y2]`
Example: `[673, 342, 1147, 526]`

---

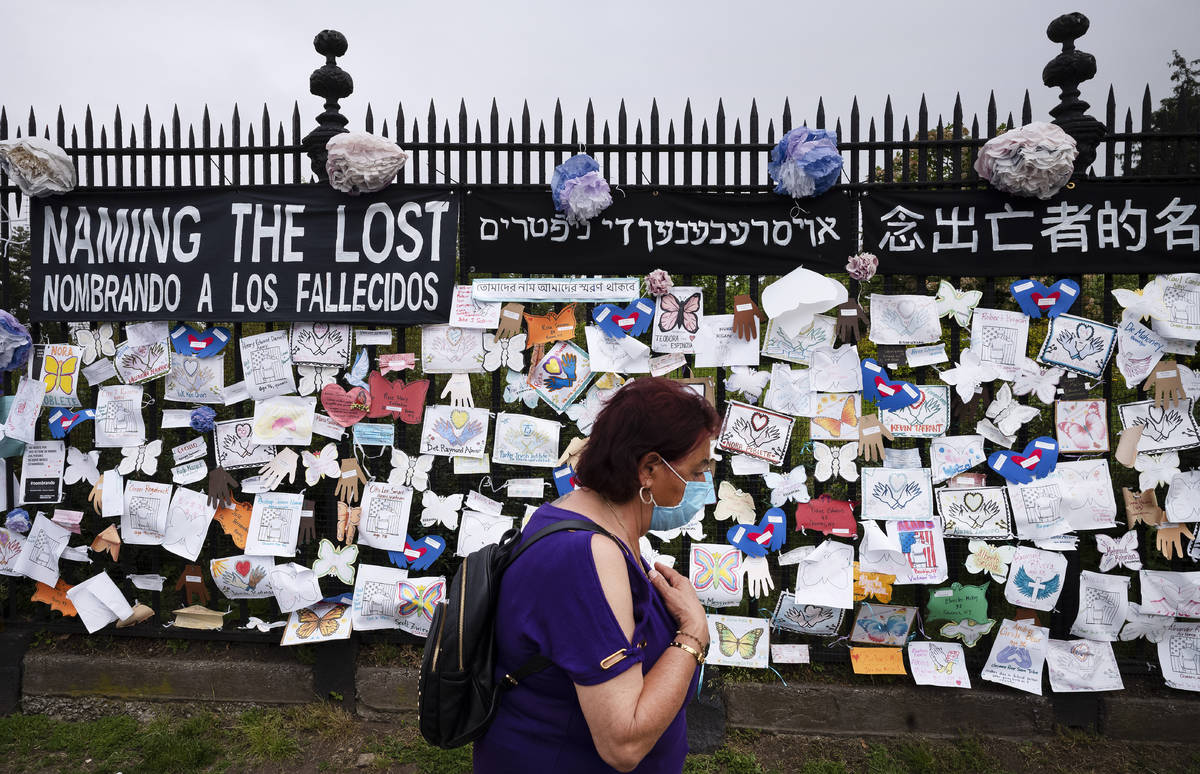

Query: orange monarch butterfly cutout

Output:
[523, 304, 577, 348]
[812, 395, 859, 438]
[294, 604, 347, 639]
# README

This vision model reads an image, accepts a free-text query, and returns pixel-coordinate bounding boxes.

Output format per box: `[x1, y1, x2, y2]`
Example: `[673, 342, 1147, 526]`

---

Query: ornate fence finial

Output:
[302, 30, 353, 181]
[1042, 12, 1106, 175]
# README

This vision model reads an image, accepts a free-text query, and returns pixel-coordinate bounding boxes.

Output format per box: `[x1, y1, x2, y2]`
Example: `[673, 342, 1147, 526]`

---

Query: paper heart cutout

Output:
[726, 507, 787, 557]
[593, 299, 656, 339]
[170, 323, 231, 358]
[48, 408, 95, 439]
[750, 412, 769, 432]
[987, 436, 1059, 484]
[235, 560, 251, 577]
[962, 492, 985, 512]
[1009, 279, 1080, 318]
[860, 358, 920, 410]
[321, 383, 371, 427]
[367, 371, 430, 424]
[387, 534, 447, 572]
[450, 409, 470, 429]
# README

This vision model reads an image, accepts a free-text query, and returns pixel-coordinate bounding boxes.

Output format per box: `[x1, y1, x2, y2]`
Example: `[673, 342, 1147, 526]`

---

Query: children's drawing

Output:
[929, 435, 985, 484]
[396, 576, 447, 638]
[724, 366, 769, 403]
[289, 322, 351, 367]
[1157, 622, 1200, 691]
[868, 294, 941, 345]
[245, 492, 305, 557]
[481, 332, 527, 373]
[584, 325, 650, 373]
[419, 405, 490, 458]
[809, 393, 861, 441]
[120, 481, 173, 546]
[981, 618, 1049, 695]
[281, 600, 352, 646]
[860, 467, 932, 520]
[1118, 398, 1200, 454]
[761, 466, 810, 507]
[939, 618, 996, 648]
[793, 540, 855, 609]
[351, 563, 407, 631]
[936, 487, 1013, 539]
[762, 363, 813, 417]
[420, 325, 486, 373]
[809, 345, 861, 392]
[935, 280, 983, 328]
[771, 591, 844, 636]
[692, 314, 760, 368]
[880, 385, 950, 438]
[1038, 314, 1117, 378]
[705, 614, 769, 669]
[239, 330, 297, 400]
[761, 314, 834, 365]
[863, 519, 947, 585]
[164, 354, 225, 404]
[13, 515, 69, 586]
[114, 340, 171, 385]
[162, 486, 216, 562]
[1070, 570, 1130, 642]
[456, 511, 514, 557]
[0, 528, 26, 577]
[851, 604, 916, 646]
[716, 401, 793, 466]
[969, 307, 1029, 380]
[214, 418, 277, 470]
[93, 384, 146, 448]
[210, 554, 275, 599]
[1139, 570, 1200, 617]
[1055, 399, 1108, 453]
[251, 396, 316, 446]
[449, 284, 502, 329]
[312, 538, 359, 585]
[1007, 477, 1071, 540]
[908, 641, 971, 688]
[492, 413, 560, 468]
[419, 491, 463, 530]
[1055, 459, 1117, 531]
[1046, 639, 1124, 693]
[566, 378, 628, 435]
[1116, 318, 1167, 388]
[528, 341, 594, 413]
[1005, 546, 1067, 612]
[269, 563, 324, 613]
[39, 344, 83, 408]
[690, 543, 742, 608]
[357, 482, 414, 552]
[964, 540, 1016, 583]
[117, 439, 162, 477]
[651, 286, 702, 354]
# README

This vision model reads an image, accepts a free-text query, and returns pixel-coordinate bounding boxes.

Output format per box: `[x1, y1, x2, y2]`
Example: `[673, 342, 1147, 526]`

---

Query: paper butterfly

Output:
[1111, 283, 1166, 323]
[481, 333, 527, 372]
[503, 368, 540, 409]
[524, 305, 577, 347]
[1012, 357, 1063, 405]
[648, 512, 705, 542]
[724, 367, 770, 404]
[389, 535, 447, 572]
[389, 449, 433, 491]
[810, 346, 861, 392]
[861, 359, 920, 410]
[658, 291, 702, 334]
[566, 380, 626, 436]
[1012, 566, 1061, 601]
[1134, 452, 1180, 491]
[541, 353, 578, 392]
[311, 538, 359, 584]
[714, 620, 765, 660]
[1010, 278, 1080, 318]
[297, 364, 338, 396]
[1119, 602, 1173, 643]
[984, 383, 1040, 437]
[43, 353, 79, 396]
[397, 579, 446, 621]
[726, 508, 786, 557]
[337, 502, 361, 543]
[812, 396, 858, 438]
[939, 350, 1001, 404]
[63, 447, 101, 486]
[169, 323, 231, 358]
[939, 618, 996, 648]
[301, 442, 340, 487]
[693, 547, 740, 593]
[72, 323, 117, 365]
[762, 466, 810, 507]
[47, 408, 94, 439]
[935, 280, 983, 328]
[344, 348, 370, 390]
[419, 491, 463, 530]
[593, 299, 655, 338]
[714, 481, 756, 523]
[856, 611, 911, 643]
[964, 540, 1016, 583]
[293, 604, 347, 639]
[118, 440, 163, 476]
[811, 441, 859, 483]
[987, 437, 1058, 485]
[1096, 531, 1142, 572]
[639, 536, 675, 570]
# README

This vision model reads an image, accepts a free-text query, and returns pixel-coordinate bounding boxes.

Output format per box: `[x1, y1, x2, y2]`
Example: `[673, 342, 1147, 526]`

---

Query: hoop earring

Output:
[638, 485, 655, 505]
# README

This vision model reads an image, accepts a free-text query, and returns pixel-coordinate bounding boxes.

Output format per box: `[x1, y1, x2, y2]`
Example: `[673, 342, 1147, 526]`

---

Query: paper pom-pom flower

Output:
[0, 137, 77, 197]
[326, 132, 408, 195]
[767, 126, 843, 198]
[190, 406, 217, 433]
[551, 154, 613, 226]
[845, 253, 879, 282]
[5, 508, 30, 534]
[646, 269, 673, 297]
[973, 122, 1078, 200]
[0, 311, 31, 373]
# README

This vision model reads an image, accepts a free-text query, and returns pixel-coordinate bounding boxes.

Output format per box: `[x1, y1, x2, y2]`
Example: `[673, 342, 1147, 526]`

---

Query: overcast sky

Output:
[4, 1, 1198, 159]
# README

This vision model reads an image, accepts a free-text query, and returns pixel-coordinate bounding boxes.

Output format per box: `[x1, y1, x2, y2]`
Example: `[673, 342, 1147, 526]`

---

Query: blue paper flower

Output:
[0, 311, 32, 373]
[767, 126, 843, 198]
[190, 406, 217, 433]
[551, 154, 612, 225]
[5, 508, 30, 534]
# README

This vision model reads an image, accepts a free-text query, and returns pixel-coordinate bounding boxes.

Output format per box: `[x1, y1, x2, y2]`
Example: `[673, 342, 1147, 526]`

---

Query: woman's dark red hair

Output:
[575, 377, 721, 503]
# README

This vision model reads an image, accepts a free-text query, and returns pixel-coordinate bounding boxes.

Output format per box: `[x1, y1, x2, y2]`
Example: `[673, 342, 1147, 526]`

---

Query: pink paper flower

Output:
[646, 269, 674, 297]
[845, 253, 879, 282]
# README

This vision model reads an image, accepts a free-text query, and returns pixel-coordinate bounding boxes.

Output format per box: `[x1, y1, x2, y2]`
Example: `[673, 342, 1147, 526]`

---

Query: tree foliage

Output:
[1128, 50, 1199, 176]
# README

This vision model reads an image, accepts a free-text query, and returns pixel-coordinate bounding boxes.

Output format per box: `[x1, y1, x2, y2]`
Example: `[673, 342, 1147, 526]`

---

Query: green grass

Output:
[372, 735, 474, 773]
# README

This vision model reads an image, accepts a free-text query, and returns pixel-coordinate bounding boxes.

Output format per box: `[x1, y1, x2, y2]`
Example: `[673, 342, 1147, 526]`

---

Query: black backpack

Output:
[418, 517, 622, 749]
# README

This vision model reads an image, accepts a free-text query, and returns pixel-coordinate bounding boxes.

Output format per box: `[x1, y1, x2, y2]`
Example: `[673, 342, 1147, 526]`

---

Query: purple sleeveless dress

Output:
[473, 503, 696, 773]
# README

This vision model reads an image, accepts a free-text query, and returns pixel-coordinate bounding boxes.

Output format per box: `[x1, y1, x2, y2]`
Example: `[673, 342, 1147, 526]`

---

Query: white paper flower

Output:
[326, 132, 407, 194]
[973, 122, 1078, 200]
[0, 137, 76, 197]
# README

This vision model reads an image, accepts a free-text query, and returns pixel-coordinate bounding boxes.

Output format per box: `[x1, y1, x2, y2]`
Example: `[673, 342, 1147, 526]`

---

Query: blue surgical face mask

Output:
[649, 457, 714, 531]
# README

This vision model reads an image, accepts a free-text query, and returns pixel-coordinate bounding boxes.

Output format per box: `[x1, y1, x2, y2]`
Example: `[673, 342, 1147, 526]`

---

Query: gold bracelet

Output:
[669, 640, 705, 665]
[675, 630, 706, 649]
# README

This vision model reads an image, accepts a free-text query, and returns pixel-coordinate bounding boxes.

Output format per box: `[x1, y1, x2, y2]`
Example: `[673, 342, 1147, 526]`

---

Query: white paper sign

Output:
[981, 618, 1049, 695]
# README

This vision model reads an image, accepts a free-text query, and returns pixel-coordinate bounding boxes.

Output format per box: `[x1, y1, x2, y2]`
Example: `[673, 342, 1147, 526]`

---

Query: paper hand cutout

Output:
[441, 372, 474, 408]
[90, 524, 121, 561]
[174, 564, 210, 606]
[524, 304, 577, 347]
[1010, 278, 1080, 318]
[726, 508, 787, 557]
[335, 458, 368, 505]
[835, 300, 868, 344]
[732, 294, 766, 341]
[1144, 361, 1186, 409]
[986, 437, 1058, 484]
[47, 408, 95, 439]
[206, 467, 240, 510]
[88, 478, 104, 515]
[857, 414, 893, 463]
[494, 303, 525, 341]
[388, 534, 447, 572]
[593, 298, 655, 338]
[1123, 487, 1165, 528]
[297, 501, 316, 546]
[742, 555, 775, 598]
[258, 448, 299, 491]
[861, 359, 921, 410]
[337, 502, 362, 544]
[557, 436, 588, 469]
[1157, 524, 1195, 561]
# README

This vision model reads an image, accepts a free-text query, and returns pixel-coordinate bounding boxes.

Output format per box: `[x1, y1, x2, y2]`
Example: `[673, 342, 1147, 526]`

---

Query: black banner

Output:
[463, 188, 855, 274]
[30, 183, 458, 323]
[862, 183, 1200, 275]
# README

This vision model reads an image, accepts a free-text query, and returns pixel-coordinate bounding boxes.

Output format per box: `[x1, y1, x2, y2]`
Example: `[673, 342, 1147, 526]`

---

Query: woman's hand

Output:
[649, 562, 709, 649]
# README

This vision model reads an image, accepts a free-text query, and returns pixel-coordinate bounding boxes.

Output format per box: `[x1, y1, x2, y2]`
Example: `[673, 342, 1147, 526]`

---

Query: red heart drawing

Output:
[613, 314, 638, 331]
[1031, 292, 1060, 308]
[321, 383, 371, 427]
[750, 412, 769, 432]
[235, 560, 251, 577]
[367, 371, 431, 424]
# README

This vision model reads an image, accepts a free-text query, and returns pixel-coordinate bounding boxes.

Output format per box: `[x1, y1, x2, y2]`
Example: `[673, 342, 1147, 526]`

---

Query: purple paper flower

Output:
[551, 154, 612, 225]
[846, 252, 879, 282]
[5, 508, 30, 534]
[767, 126, 843, 198]
[646, 269, 674, 297]
[0, 310, 32, 373]
[974, 122, 1077, 199]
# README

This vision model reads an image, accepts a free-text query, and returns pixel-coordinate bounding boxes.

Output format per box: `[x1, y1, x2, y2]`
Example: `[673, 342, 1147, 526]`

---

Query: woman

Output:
[474, 377, 721, 773]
